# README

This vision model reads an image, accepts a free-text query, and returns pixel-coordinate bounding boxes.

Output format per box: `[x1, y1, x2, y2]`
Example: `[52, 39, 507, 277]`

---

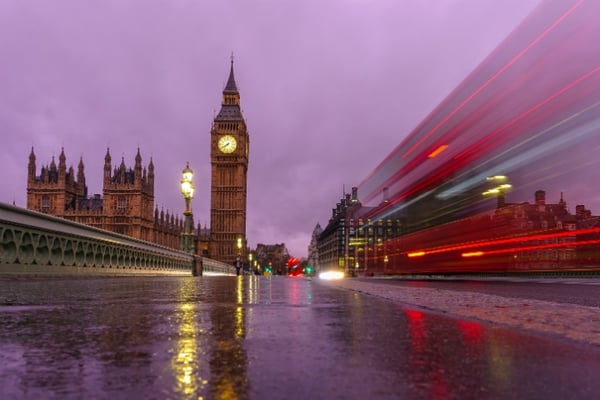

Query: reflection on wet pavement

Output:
[0, 276, 598, 399]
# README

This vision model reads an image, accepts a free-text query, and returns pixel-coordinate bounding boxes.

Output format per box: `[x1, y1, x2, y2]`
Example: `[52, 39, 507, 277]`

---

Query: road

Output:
[0, 275, 599, 399]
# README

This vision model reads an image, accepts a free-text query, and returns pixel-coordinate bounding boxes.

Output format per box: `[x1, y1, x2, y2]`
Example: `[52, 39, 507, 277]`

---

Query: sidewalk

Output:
[320, 277, 600, 346]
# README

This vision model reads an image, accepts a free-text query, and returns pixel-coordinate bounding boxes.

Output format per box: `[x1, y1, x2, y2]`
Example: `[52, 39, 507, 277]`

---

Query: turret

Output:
[40, 166, 48, 182]
[148, 157, 155, 191]
[49, 156, 58, 183]
[118, 157, 126, 184]
[58, 147, 67, 179]
[67, 166, 75, 185]
[104, 148, 112, 185]
[28, 147, 36, 183]
[77, 156, 85, 186]
[134, 148, 142, 181]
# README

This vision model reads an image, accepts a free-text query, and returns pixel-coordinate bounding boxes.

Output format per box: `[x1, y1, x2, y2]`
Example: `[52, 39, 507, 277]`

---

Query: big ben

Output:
[209, 59, 249, 265]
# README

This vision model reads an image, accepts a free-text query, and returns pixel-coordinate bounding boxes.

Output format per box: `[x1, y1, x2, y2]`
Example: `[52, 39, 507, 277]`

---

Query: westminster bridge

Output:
[0, 202, 235, 277]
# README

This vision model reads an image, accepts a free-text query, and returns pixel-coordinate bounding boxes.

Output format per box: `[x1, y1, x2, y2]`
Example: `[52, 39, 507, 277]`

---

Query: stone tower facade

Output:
[27, 147, 87, 216]
[27, 147, 183, 248]
[101, 148, 155, 240]
[209, 60, 249, 265]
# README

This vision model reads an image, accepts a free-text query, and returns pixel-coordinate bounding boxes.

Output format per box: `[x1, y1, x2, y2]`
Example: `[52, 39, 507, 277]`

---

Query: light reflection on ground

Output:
[0, 276, 598, 399]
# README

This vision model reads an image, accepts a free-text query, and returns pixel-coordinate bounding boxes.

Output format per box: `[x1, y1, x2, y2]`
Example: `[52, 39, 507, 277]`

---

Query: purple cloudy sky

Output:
[0, 0, 541, 257]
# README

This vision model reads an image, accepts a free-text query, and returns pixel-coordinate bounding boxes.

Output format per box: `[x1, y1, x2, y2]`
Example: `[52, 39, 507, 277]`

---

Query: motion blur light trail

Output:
[360, 0, 600, 205]
[400, 0, 586, 161]
[345, 0, 600, 275]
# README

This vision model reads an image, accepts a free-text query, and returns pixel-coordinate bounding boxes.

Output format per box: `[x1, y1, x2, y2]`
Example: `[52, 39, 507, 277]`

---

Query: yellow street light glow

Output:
[408, 251, 426, 257]
[180, 162, 195, 199]
[482, 189, 500, 195]
[483, 183, 512, 196]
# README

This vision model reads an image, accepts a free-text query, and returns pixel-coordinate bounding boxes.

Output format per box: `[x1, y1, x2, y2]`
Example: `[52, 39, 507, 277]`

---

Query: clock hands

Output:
[218, 135, 237, 153]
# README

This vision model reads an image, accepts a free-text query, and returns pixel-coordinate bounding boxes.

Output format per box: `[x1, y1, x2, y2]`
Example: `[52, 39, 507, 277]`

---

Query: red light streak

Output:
[478, 238, 600, 257]
[404, 226, 600, 257]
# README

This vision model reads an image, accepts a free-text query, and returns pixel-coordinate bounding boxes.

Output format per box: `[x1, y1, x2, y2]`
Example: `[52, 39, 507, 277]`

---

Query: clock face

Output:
[218, 135, 237, 153]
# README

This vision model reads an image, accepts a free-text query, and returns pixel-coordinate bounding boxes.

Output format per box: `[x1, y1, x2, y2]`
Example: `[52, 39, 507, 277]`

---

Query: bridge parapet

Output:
[0, 202, 234, 276]
[201, 257, 237, 276]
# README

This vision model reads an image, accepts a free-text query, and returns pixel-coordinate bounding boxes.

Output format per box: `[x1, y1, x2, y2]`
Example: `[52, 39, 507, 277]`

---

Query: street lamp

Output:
[180, 162, 195, 254]
[483, 175, 512, 208]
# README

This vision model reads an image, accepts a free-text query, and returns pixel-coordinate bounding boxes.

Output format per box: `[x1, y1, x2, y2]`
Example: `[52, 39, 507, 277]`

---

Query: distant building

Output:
[492, 190, 592, 269]
[27, 147, 183, 249]
[307, 223, 322, 272]
[255, 243, 289, 275]
[317, 187, 370, 275]
[317, 187, 600, 275]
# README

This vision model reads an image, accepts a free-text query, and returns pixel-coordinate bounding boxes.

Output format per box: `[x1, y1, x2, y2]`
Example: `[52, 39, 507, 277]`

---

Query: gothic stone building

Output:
[26, 147, 184, 249]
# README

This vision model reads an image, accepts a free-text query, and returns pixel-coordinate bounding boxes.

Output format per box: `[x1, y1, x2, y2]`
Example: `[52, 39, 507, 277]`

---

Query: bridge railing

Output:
[201, 257, 237, 276]
[0, 202, 234, 276]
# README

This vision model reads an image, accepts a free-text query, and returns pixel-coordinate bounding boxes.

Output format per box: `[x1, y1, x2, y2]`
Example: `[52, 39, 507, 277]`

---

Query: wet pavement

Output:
[0, 276, 599, 399]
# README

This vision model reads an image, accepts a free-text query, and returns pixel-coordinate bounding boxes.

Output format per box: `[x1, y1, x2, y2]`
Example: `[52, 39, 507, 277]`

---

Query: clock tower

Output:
[209, 59, 249, 265]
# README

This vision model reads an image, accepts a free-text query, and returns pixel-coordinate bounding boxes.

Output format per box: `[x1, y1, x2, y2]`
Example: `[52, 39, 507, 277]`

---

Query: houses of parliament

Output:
[26, 61, 249, 264]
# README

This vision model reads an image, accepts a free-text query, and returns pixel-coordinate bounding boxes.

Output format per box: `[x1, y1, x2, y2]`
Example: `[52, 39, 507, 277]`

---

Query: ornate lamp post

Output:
[180, 162, 195, 255]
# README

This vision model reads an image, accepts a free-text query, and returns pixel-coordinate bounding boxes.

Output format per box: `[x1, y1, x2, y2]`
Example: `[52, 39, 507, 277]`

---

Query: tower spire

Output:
[224, 54, 238, 94]
[28, 147, 36, 183]
[58, 147, 67, 178]
[77, 155, 85, 185]
[104, 147, 112, 185]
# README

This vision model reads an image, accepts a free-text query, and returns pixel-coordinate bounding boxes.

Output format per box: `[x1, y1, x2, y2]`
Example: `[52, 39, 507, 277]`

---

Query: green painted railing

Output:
[0, 202, 235, 276]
